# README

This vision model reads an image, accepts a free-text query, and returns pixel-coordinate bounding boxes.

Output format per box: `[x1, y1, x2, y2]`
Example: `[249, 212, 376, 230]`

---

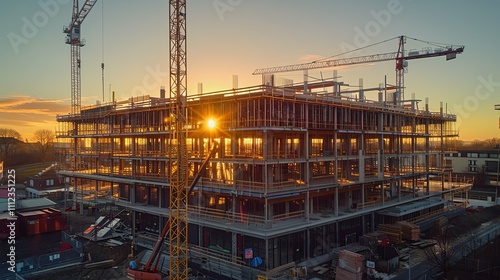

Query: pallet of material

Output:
[337, 250, 365, 273]
[378, 224, 403, 244]
[335, 267, 363, 280]
[433, 216, 448, 237]
[396, 221, 421, 241]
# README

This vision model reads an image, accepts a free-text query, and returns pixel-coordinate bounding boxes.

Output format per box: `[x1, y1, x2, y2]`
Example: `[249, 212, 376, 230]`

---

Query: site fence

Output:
[0, 231, 83, 278]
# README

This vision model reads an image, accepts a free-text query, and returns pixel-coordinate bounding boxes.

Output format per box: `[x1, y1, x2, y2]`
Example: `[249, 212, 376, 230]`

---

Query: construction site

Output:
[38, 0, 495, 280]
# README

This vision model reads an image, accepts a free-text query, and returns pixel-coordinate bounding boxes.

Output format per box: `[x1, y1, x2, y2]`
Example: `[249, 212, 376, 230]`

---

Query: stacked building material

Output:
[433, 216, 449, 237]
[359, 231, 389, 248]
[378, 224, 403, 244]
[335, 250, 364, 280]
[396, 221, 421, 241]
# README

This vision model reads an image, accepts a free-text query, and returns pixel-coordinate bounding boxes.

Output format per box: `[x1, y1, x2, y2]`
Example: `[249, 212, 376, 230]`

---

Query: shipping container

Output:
[16, 209, 67, 236]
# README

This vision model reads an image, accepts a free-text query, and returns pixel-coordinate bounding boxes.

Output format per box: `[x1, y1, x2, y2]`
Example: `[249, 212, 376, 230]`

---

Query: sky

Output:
[1, 0, 499, 141]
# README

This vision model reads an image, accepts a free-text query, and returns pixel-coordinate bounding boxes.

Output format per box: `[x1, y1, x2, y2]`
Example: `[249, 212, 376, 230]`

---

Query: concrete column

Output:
[361, 184, 365, 209]
[362, 215, 366, 235]
[359, 149, 365, 183]
[265, 238, 269, 270]
[232, 232, 237, 259]
[381, 183, 385, 206]
[306, 229, 310, 259]
[130, 184, 136, 204]
[305, 192, 310, 221]
[303, 70, 308, 93]
[335, 221, 339, 245]
[232, 194, 237, 224]
[334, 187, 339, 217]
[94, 180, 99, 224]
[371, 212, 375, 232]
[132, 211, 136, 236]
[309, 193, 313, 215]
[199, 226, 203, 247]
[267, 199, 273, 228]
[348, 190, 353, 210]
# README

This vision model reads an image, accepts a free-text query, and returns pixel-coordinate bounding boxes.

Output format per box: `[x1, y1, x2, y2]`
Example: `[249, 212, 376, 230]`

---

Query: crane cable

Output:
[101, 0, 105, 103]
[405, 36, 464, 49]
[312, 36, 400, 63]
[313, 36, 463, 65]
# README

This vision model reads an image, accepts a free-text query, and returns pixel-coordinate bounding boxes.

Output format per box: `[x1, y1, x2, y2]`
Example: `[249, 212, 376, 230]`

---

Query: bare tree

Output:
[425, 224, 462, 279]
[0, 128, 22, 162]
[463, 137, 500, 150]
[32, 129, 55, 162]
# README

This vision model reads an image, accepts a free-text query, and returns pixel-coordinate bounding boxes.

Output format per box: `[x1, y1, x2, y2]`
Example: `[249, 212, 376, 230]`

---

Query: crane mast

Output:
[63, 0, 97, 214]
[64, 0, 98, 115]
[396, 36, 405, 103]
[169, 0, 188, 279]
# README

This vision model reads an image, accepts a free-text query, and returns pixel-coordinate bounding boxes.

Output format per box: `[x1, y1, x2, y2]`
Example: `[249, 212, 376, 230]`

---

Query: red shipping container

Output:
[19, 210, 46, 221]
[53, 215, 67, 231]
[25, 219, 40, 236]
[46, 217, 54, 233]
[48, 208, 62, 217]
[39, 212, 49, 221]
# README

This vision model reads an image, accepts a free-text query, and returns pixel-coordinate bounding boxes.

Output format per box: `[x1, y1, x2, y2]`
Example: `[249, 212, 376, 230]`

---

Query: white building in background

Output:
[445, 148, 500, 188]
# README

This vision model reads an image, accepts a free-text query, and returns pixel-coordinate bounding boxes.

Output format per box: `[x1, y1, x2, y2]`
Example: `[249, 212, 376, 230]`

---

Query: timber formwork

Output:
[56, 83, 459, 278]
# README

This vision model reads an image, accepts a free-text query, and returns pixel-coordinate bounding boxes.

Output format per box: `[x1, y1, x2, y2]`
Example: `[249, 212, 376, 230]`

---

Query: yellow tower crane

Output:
[168, 0, 189, 279]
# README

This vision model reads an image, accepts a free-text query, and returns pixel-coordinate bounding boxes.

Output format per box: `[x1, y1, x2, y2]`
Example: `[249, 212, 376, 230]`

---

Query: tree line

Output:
[460, 137, 500, 150]
[0, 128, 55, 166]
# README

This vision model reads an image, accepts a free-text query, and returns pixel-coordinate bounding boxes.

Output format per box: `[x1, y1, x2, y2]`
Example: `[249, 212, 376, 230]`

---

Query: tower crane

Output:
[168, 0, 189, 279]
[63, 0, 98, 115]
[253, 35, 464, 104]
[63, 0, 97, 214]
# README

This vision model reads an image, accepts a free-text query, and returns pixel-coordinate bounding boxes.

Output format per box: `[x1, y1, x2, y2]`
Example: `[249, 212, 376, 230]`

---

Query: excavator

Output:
[126, 141, 219, 280]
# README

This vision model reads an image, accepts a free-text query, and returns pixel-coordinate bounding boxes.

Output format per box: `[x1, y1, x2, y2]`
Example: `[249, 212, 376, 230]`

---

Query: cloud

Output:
[0, 95, 69, 116]
[0, 95, 70, 137]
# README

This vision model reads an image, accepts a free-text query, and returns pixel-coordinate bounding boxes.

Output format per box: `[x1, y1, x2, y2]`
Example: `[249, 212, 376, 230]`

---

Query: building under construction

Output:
[56, 76, 463, 278]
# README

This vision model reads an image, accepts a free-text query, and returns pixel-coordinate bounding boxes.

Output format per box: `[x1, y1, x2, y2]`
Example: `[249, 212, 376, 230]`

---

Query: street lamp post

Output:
[408, 252, 411, 280]
[495, 104, 499, 204]
[496, 145, 499, 204]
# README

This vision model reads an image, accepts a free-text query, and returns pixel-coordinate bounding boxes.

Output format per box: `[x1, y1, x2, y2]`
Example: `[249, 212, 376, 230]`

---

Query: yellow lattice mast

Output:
[169, 0, 188, 279]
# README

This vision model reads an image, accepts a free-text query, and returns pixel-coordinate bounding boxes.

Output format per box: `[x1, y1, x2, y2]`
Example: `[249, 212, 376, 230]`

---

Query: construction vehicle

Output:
[126, 141, 219, 280]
